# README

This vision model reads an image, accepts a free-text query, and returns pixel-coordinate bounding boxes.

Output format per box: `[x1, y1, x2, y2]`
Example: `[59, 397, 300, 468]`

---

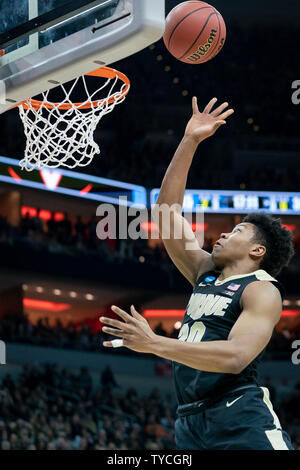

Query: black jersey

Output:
[173, 269, 284, 406]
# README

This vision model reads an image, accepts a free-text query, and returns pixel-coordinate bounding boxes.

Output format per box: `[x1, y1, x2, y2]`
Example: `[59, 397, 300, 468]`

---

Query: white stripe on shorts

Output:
[260, 387, 289, 450]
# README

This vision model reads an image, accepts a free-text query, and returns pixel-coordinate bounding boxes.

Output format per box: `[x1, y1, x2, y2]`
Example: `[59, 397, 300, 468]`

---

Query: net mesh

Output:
[18, 70, 129, 171]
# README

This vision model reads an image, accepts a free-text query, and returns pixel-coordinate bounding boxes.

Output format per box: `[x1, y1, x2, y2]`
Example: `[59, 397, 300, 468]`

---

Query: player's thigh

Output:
[203, 387, 294, 450]
[174, 415, 206, 450]
[209, 424, 293, 450]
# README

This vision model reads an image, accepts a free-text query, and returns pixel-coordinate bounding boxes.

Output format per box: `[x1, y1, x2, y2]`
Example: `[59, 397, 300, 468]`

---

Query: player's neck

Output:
[218, 263, 260, 281]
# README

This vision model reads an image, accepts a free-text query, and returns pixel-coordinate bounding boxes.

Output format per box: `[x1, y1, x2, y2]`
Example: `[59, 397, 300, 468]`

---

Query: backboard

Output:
[0, 0, 165, 114]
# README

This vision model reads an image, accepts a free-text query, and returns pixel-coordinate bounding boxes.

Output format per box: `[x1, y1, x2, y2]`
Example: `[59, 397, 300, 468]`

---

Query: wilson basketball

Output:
[163, 1, 226, 64]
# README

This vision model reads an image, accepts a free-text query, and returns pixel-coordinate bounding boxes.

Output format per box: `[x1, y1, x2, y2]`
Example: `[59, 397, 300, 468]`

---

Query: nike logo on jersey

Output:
[226, 395, 243, 407]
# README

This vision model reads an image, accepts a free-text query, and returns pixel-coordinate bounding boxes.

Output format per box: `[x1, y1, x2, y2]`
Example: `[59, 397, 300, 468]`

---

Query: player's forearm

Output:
[155, 135, 199, 208]
[151, 335, 240, 374]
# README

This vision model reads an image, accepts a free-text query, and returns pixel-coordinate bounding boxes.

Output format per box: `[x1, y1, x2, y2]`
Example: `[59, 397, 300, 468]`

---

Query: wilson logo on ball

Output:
[187, 28, 217, 62]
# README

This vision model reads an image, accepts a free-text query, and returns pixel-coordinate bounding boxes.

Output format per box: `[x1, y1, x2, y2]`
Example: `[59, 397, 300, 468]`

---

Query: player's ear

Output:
[249, 244, 266, 261]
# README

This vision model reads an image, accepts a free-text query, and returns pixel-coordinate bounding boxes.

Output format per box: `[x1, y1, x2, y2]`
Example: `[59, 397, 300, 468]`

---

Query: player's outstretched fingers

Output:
[218, 108, 235, 120]
[130, 305, 148, 323]
[111, 305, 134, 323]
[211, 102, 229, 117]
[192, 96, 199, 114]
[203, 97, 218, 114]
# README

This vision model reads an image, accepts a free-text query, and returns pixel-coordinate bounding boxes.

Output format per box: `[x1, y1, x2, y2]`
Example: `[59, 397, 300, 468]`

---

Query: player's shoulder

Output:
[242, 269, 285, 301]
[252, 269, 278, 283]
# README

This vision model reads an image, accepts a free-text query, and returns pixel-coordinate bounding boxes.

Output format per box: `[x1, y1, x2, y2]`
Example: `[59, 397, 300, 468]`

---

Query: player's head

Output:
[211, 212, 295, 277]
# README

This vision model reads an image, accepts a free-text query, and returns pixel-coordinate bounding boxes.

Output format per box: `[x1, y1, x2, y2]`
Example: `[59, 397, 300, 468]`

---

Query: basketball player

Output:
[100, 97, 295, 450]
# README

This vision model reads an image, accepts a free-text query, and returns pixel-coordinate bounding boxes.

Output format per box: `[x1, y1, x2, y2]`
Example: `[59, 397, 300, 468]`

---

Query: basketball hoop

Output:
[18, 67, 130, 171]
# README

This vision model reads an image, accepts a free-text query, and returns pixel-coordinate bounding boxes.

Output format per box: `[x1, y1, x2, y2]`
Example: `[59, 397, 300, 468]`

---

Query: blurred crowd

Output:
[1, 212, 300, 271]
[0, 363, 299, 450]
[0, 212, 216, 281]
[0, 312, 298, 362]
[1, 211, 300, 285]
[0, 313, 181, 360]
[0, 364, 176, 450]
[235, 165, 300, 193]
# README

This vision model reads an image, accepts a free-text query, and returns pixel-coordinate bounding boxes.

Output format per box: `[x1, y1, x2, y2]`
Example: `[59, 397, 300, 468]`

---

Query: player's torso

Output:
[173, 269, 282, 405]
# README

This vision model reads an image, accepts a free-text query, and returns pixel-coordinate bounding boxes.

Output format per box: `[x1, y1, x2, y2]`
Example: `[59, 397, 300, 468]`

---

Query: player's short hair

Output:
[242, 212, 295, 277]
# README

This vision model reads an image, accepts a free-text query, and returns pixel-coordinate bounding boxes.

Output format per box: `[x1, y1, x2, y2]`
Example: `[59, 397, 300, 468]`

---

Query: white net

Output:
[18, 69, 129, 171]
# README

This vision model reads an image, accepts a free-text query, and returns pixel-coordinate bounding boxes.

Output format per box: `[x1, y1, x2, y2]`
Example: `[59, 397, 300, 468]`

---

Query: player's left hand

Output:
[100, 305, 158, 354]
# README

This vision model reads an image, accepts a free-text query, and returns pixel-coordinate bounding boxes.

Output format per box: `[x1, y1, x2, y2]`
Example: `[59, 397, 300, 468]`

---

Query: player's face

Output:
[211, 223, 259, 268]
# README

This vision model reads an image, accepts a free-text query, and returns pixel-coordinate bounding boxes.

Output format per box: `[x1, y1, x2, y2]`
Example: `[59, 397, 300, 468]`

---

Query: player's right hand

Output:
[184, 97, 234, 144]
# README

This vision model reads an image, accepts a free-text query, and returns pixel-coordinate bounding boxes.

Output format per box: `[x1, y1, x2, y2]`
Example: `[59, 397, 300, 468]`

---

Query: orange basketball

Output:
[163, 1, 226, 64]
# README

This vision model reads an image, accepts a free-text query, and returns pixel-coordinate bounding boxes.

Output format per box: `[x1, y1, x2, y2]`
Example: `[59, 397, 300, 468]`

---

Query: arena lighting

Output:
[143, 310, 300, 319]
[0, 156, 147, 208]
[140, 222, 208, 232]
[85, 294, 94, 301]
[282, 224, 296, 231]
[54, 212, 65, 222]
[38, 209, 52, 222]
[143, 310, 185, 318]
[22, 206, 65, 222]
[141, 222, 159, 232]
[23, 298, 71, 312]
[40, 169, 62, 190]
[80, 184, 93, 194]
[282, 310, 300, 318]
[8, 167, 21, 181]
[21, 206, 37, 218]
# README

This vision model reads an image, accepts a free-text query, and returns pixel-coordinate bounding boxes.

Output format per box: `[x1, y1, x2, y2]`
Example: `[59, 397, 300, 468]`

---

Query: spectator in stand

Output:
[31, 209, 44, 234]
[47, 212, 59, 237]
[101, 365, 120, 389]
[77, 367, 93, 397]
[75, 216, 86, 239]
[58, 213, 72, 244]
[86, 216, 98, 250]
[20, 213, 33, 237]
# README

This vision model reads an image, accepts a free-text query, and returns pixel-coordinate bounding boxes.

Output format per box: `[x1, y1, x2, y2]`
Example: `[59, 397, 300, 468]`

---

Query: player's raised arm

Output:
[152, 97, 234, 285]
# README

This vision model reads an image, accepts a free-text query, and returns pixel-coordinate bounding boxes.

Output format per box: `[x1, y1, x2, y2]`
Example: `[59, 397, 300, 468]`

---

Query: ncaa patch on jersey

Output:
[228, 283, 241, 291]
[204, 276, 216, 283]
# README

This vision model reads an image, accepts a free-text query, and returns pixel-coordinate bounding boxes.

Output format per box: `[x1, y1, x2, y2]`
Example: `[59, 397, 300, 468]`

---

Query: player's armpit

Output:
[152, 205, 214, 285]
[227, 281, 282, 374]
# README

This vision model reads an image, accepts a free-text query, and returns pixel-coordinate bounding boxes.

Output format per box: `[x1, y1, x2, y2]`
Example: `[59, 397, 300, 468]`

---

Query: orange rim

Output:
[20, 67, 130, 111]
